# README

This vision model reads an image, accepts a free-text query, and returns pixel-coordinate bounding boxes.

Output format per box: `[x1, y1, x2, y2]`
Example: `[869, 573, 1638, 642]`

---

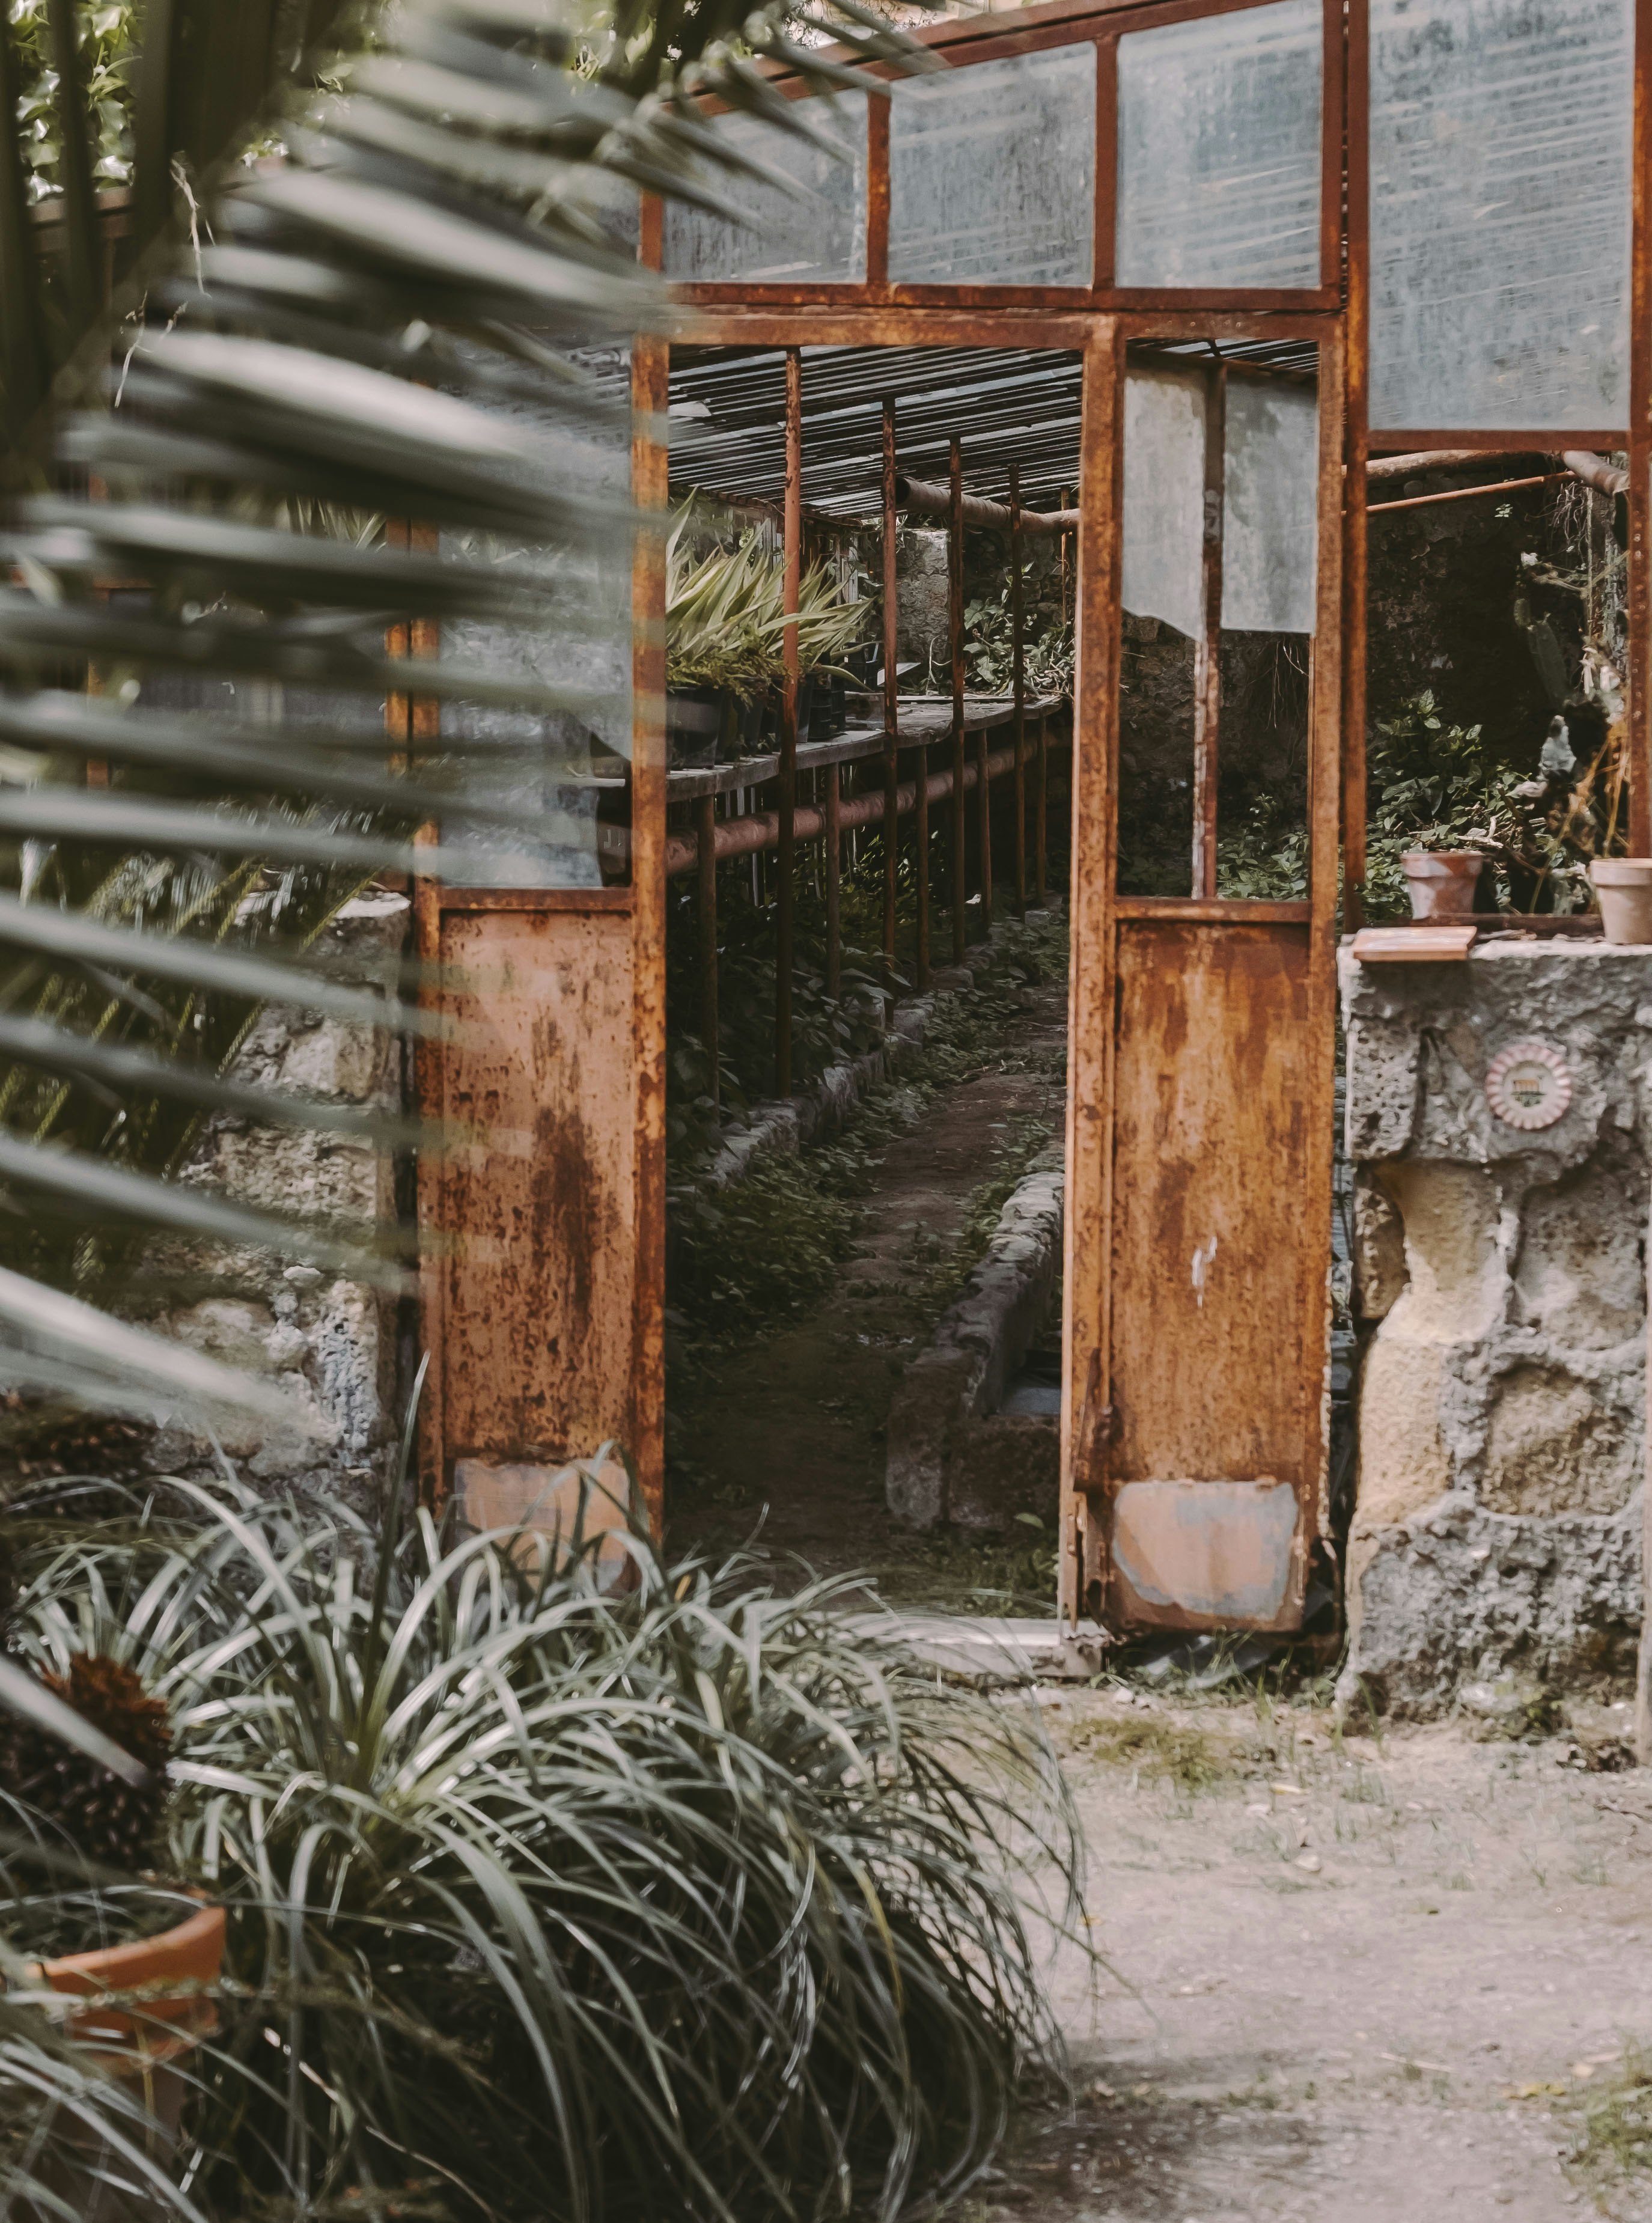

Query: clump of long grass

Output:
[4, 1469, 1081, 2222]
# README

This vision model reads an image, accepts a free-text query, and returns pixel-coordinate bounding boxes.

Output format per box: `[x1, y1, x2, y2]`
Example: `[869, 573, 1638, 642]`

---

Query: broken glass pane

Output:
[1115, 0, 1322, 290]
[1368, 0, 1632, 431]
[663, 94, 868, 285]
[1123, 362, 1207, 642]
[1222, 374, 1318, 635]
[888, 46, 1096, 287]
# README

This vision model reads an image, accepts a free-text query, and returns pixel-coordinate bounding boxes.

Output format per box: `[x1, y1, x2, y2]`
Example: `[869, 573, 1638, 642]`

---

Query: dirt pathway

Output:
[989, 1685, 1651, 2223]
[667, 974, 1067, 1602]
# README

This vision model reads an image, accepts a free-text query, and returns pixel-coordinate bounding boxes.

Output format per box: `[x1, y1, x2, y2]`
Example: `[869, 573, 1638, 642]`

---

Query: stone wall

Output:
[134, 895, 410, 1504]
[1340, 938, 1648, 1716]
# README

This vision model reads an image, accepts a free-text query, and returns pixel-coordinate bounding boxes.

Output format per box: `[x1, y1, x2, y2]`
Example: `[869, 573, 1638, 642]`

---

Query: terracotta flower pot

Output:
[1590, 858, 1652, 945]
[32, 1900, 224, 2222]
[1400, 850, 1484, 921]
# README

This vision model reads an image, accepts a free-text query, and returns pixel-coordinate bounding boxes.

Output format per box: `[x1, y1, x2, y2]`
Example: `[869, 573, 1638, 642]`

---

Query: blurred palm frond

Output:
[0, 0, 924, 1435]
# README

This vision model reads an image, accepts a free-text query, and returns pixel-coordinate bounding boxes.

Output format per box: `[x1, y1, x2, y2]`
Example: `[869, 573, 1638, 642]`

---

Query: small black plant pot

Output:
[843, 641, 877, 689]
[734, 690, 766, 758]
[798, 672, 846, 743]
[666, 686, 725, 769]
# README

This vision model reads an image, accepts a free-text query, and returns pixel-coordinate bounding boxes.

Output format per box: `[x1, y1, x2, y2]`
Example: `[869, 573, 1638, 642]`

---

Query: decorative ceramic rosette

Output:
[1484, 1040, 1573, 1131]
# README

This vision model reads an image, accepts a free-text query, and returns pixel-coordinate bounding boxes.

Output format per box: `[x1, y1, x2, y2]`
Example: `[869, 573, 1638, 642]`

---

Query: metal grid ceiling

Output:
[665, 340, 1319, 518]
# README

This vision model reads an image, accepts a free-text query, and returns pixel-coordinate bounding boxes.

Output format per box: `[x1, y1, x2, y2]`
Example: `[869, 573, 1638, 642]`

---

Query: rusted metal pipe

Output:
[1367, 471, 1567, 515]
[898, 474, 1078, 534]
[882, 395, 901, 980]
[1365, 447, 1528, 482]
[662, 731, 1047, 876]
[696, 790, 718, 1105]
[776, 346, 801, 1097]
[1010, 460, 1026, 922]
[1561, 450, 1631, 499]
[949, 438, 966, 963]
[824, 758, 841, 999]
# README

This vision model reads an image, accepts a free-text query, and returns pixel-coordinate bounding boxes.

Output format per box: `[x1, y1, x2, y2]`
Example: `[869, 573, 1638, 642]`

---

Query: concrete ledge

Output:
[849, 1610, 1106, 1684]
[886, 1144, 1065, 1531]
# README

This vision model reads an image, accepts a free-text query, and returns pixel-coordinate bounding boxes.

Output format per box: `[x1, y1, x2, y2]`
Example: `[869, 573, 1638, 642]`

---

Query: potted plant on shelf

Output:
[665, 522, 784, 767]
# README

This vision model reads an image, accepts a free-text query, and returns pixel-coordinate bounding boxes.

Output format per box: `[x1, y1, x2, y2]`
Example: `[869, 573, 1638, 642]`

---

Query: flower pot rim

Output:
[1399, 849, 1485, 870]
[1590, 856, 1652, 882]
[31, 1898, 224, 2061]
[37, 1897, 222, 1993]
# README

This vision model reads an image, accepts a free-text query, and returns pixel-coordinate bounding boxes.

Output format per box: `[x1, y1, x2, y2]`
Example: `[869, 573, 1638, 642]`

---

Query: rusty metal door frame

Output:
[1059, 309, 1345, 1629]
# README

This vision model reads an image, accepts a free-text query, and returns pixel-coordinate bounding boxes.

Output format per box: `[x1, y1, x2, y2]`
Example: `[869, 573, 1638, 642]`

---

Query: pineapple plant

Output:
[0, 1653, 173, 1873]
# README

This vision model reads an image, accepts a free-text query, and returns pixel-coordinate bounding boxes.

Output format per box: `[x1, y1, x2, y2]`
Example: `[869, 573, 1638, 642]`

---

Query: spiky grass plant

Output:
[5, 1473, 1082, 2222]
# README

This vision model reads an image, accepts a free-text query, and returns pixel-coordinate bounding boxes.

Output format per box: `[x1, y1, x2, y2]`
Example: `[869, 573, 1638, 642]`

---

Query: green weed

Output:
[1564, 2045, 1652, 2194]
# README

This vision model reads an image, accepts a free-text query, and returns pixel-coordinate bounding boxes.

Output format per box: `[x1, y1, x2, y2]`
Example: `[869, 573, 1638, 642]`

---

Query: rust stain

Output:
[436, 909, 636, 1477]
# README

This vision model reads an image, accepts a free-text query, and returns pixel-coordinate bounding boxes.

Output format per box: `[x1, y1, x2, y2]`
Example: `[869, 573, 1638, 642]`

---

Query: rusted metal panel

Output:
[1102, 917, 1317, 1627]
[456, 1454, 635, 1585]
[434, 905, 640, 1479]
[1109, 1476, 1300, 1626]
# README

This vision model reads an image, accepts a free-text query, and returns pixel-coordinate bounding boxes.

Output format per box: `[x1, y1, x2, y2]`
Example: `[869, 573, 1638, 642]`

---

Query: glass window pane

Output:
[1123, 363, 1207, 642]
[1115, 0, 1322, 290]
[888, 46, 1096, 287]
[663, 94, 868, 285]
[1222, 374, 1318, 634]
[1369, 0, 1632, 431]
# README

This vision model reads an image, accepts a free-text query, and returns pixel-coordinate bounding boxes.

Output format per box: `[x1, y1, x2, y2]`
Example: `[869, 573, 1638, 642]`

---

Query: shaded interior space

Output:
[657, 343, 1081, 1600]
[1360, 449, 1631, 919]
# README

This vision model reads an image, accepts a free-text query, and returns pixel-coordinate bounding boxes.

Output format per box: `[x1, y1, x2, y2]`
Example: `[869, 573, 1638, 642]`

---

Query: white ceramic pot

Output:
[1590, 858, 1652, 945]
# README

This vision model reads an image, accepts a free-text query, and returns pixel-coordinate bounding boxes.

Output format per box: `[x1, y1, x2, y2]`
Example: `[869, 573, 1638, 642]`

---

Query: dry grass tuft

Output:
[1067, 1713, 1246, 1793]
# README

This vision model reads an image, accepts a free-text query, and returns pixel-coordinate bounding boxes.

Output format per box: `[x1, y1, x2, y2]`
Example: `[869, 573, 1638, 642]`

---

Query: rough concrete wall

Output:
[136, 895, 409, 1502]
[895, 526, 951, 678]
[886, 1145, 1063, 1531]
[1340, 941, 1648, 1715]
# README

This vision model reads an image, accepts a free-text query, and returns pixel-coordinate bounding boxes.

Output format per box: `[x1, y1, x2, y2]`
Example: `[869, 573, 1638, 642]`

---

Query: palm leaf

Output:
[0, 0, 924, 1435]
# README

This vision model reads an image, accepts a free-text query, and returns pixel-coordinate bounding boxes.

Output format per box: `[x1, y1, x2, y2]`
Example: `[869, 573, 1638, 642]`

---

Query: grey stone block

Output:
[1339, 935, 1652, 1715]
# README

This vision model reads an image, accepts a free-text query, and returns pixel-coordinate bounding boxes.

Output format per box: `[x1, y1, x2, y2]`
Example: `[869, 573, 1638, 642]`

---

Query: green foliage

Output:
[1212, 691, 1526, 916]
[0, 0, 924, 1427]
[963, 565, 1073, 697]
[1360, 694, 1516, 918]
[666, 906, 1068, 1367]
[11, 0, 136, 202]
[666, 513, 870, 695]
[4, 1475, 1082, 2223]
[1564, 2042, 1652, 2194]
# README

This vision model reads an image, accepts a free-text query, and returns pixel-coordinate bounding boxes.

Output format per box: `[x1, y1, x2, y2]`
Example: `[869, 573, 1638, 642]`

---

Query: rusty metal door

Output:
[1062, 317, 1343, 1633]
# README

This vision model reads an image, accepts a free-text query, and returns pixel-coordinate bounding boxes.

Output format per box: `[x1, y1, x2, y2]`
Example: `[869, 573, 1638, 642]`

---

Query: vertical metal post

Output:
[696, 790, 718, 1109]
[1191, 362, 1226, 900]
[777, 346, 802, 1096]
[629, 269, 670, 1528]
[1060, 485, 1073, 630]
[882, 397, 900, 981]
[1035, 709, 1049, 907]
[949, 433, 966, 963]
[1010, 462, 1027, 921]
[825, 760, 841, 999]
